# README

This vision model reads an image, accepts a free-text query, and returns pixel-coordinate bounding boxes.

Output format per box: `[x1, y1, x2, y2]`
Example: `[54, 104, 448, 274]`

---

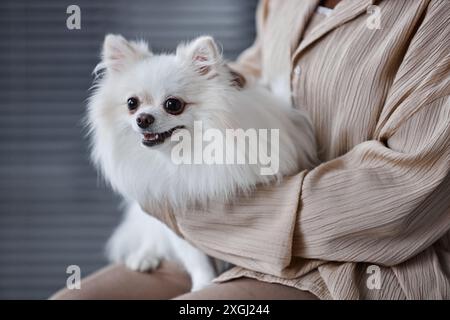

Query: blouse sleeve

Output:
[174, 95, 449, 275]
[141, 0, 450, 277]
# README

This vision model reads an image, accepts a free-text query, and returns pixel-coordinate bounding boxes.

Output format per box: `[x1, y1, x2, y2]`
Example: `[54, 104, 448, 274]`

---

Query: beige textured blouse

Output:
[143, 0, 450, 299]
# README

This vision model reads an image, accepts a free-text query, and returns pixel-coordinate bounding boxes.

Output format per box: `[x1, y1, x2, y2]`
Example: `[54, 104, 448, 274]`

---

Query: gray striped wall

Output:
[0, 0, 258, 299]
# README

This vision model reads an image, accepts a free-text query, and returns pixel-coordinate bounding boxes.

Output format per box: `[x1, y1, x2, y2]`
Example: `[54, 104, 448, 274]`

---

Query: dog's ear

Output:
[227, 67, 246, 89]
[177, 36, 222, 76]
[101, 34, 151, 73]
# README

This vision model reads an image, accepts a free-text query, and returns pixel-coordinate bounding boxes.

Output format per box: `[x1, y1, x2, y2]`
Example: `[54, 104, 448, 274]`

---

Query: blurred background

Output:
[0, 0, 258, 299]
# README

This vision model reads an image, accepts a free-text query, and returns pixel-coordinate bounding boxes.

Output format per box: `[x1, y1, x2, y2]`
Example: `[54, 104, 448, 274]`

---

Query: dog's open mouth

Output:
[142, 126, 184, 147]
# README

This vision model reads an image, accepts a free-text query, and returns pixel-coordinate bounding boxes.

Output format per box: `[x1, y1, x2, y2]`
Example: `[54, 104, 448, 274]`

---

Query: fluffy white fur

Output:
[87, 34, 317, 291]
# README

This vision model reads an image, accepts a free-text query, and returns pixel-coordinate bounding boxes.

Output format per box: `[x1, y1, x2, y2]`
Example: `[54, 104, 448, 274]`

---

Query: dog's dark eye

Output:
[127, 97, 140, 110]
[163, 98, 185, 115]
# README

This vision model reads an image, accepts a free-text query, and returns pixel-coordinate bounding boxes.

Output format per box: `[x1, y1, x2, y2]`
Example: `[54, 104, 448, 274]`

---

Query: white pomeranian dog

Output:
[87, 34, 317, 291]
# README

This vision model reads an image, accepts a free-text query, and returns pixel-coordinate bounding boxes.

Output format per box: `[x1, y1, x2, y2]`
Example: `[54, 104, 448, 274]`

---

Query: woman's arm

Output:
[172, 94, 449, 275]
[142, 0, 450, 276]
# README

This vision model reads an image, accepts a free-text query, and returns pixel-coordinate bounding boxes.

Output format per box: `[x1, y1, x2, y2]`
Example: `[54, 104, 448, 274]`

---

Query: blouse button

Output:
[294, 65, 301, 76]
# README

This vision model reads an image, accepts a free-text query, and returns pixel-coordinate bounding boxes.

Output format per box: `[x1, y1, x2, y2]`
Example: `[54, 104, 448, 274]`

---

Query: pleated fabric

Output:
[142, 0, 450, 299]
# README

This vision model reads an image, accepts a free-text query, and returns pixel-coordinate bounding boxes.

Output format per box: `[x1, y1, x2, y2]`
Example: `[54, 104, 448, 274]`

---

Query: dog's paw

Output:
[124, 251, 160, 272]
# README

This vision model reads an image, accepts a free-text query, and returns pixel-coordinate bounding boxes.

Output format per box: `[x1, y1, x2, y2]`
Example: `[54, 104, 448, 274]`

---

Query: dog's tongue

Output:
[144, 133, 159, 141]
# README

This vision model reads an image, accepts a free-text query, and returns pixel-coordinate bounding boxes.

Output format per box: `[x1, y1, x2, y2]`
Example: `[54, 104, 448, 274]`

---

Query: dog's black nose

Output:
[136, 113, 155, 129]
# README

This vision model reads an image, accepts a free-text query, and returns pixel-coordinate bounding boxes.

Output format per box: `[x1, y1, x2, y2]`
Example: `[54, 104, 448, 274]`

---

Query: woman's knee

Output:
[50, 261, 192, 300]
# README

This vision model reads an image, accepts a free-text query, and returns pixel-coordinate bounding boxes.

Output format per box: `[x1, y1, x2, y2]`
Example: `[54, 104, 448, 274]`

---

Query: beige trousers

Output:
[50, 262, 317, 300]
